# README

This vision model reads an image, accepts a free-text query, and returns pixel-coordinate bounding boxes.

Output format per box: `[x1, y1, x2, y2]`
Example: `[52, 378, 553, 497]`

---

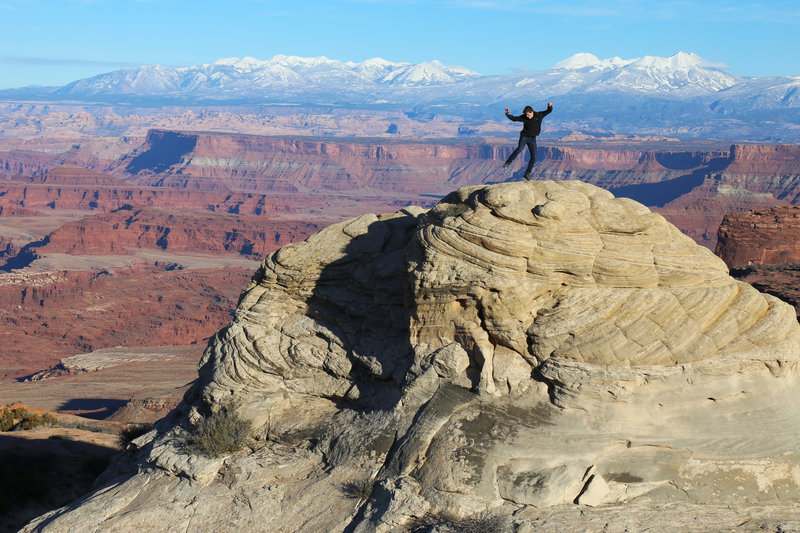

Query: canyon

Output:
[6, 131, 799, 245]
[713, 204, 800, 317]
[1, 123, 799, 531]
[717, 205, 800, 268]
[23, 181, 800, 532]
[2, 132, 800, 380]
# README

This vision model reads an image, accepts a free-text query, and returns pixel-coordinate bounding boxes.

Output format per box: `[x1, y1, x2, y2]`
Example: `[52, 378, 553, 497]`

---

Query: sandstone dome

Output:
[26, 181, 800, 532]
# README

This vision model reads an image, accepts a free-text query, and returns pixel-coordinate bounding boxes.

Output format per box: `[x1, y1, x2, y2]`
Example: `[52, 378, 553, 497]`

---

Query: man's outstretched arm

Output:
[504, 107, 523, 121]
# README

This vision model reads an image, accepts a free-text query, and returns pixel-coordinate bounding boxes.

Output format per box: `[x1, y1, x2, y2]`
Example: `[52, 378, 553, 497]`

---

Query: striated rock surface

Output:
[716, 205, 800, 268]
[25, 181, 800, 532]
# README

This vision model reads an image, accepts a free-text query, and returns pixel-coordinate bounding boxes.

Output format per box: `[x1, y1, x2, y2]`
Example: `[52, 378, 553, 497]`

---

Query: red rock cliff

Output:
[41, 207, 320, 258]
[715, 144, 800, 203]
[0, 165, 295, 216]
[716, 205, 800, 268]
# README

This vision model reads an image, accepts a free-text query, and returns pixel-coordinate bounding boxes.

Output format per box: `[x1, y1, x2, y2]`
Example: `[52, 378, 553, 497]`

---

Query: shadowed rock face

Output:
[25, 181, 800, 532]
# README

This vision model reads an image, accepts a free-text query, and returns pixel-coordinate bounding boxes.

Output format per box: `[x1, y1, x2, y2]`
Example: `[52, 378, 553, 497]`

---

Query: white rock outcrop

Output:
[25, 181, 800, 532]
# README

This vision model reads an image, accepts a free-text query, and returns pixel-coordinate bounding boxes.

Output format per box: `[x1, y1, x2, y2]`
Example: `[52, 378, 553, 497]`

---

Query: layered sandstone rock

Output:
[656, 179, 787, 248]
[0, 266, 254, 378]
[716, 205, 800, 316]
[122, 130, 734, 197]
[716, 205, 800, 268]
[0, 165, 296, 216]
[16, 164, 126, 186]
[40, 206, 320, 259]
[26, 181, 800, 532]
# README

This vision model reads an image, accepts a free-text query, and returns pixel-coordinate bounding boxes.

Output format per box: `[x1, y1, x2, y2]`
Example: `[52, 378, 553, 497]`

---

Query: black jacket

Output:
[506, 106, 552, 137]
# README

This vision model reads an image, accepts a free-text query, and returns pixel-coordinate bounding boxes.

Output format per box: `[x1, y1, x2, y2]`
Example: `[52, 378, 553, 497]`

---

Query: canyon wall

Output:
[715, 204, 800, 317]
[706, 145, 800, 203]
[6, 133, 799, 236]
[1, 165, 297, 216]
[121, 130, 730, 196]
[121, 130, 512, 194]
[0, 266, 253, 378]
[716, 205, 800, 268]
[115, 131, 800, 248]
[40, 206, 320, 259]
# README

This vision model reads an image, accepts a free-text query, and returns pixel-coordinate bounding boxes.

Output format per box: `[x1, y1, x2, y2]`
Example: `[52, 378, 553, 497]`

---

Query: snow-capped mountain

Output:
[572, 52, 738, 95]
[54, 55, 481, 98]
[46, 51, 749, 101]
[454, 51, 740, 101]
[2, 52, 799, 140]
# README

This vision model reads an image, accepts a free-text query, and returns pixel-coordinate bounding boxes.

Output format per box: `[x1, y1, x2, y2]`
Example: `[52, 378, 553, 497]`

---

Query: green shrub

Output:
[0, 408, 13, 431]
[117, 423, 154, 449]
[0, 407, 58, 431]
[411, 512, 511, 533]
[342, 479, 374, 500]
[185, 402, 252, 457]
[67, 421, 117, 434]
[19, 410, 57, 430]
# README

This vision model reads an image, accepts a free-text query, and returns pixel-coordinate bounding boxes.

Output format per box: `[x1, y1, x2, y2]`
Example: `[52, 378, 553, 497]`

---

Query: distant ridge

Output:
[2, 51, 790, 102]
[1, 52, 799, 141]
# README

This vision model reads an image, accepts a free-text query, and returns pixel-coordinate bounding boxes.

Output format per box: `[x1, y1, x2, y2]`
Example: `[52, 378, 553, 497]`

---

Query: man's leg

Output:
[524, 136, 538, 179]
[505, 135, 526, 167]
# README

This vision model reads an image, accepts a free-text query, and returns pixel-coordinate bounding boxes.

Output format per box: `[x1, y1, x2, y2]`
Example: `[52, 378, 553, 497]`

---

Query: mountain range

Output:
[2, 52, 800, 141]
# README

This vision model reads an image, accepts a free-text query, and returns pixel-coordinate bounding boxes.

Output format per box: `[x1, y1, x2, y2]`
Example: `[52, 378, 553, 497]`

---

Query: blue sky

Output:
[1, 0, 798, 89]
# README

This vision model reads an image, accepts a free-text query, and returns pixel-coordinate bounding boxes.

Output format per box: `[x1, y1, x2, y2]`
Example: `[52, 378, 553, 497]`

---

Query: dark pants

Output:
[505, 134, 538, 174]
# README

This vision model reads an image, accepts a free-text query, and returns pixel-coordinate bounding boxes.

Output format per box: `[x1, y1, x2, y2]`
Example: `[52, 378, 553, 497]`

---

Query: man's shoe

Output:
[524, 173, 531, 181]
[502, 163, 509, 169]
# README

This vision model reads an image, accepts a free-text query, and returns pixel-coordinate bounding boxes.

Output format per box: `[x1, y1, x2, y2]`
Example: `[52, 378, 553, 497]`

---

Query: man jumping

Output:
[503, 102, 553, 180]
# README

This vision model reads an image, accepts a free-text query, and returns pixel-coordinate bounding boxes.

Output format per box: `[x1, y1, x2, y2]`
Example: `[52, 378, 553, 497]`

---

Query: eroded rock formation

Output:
[716, 205, 800, 268]
[39, 206, 319, 259]
[0, 266, 253, 378]
[26, 181, 800, 532]
[6, 133, 800, 251]
[0, 165, 296, 216]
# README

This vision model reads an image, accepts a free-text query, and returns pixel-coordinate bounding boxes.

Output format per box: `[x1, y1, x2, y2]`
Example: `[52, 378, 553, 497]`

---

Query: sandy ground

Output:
[24, 250, 260, 273]
[0, 345, 203, 531]
[0, 345, 202, 417]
